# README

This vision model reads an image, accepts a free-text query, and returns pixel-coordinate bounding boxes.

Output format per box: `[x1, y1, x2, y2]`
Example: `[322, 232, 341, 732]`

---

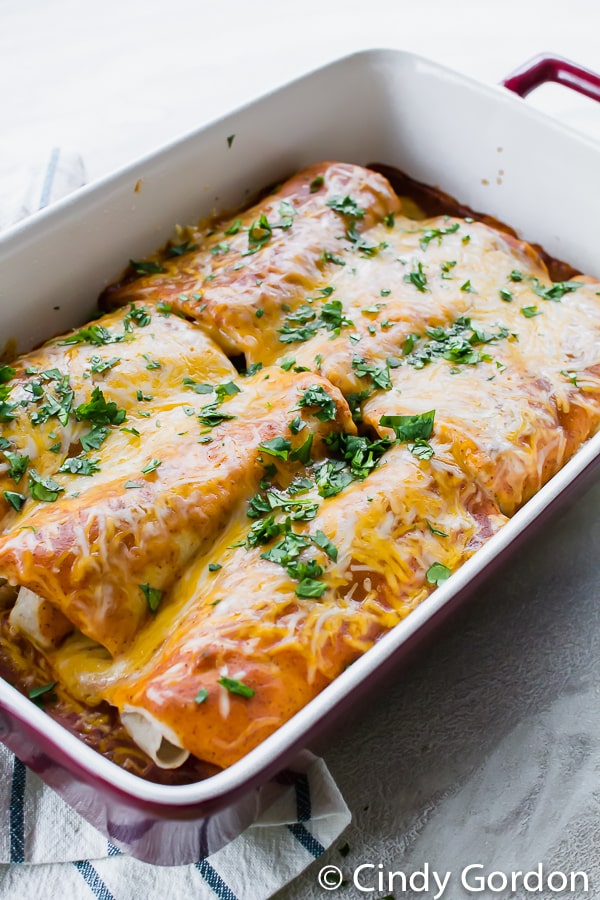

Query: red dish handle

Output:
[502, 53, 600, 103]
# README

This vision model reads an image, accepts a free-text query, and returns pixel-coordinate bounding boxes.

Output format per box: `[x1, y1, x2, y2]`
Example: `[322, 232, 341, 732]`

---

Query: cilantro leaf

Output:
[80, 425, 110, 451]
[259, 437, 292, 460]
[75, 387, 126, 426]
[217, 676, 255, 698]
[58, 455, 100, 476]
[140, 583, 163, 612]
[296, 385, 337, 422]
[352, 356, 392, 390]
[129, 259, 165, 276]
[426, 562, 451, 585]
[4, 491, 25, 511]
[4, 451, 29, 482]
[28, 470, 64, 503]
[326, 195, 366, 218]
[379, 410, 435, 442]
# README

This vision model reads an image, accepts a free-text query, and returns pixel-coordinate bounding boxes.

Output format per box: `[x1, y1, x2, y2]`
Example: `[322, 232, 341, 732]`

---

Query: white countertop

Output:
[3, 2, 600, 898]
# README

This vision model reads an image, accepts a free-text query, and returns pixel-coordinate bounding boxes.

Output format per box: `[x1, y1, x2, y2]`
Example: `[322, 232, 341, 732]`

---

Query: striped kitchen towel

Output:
[0, 744, 349, 900]
[0, 147, 86, 230]
[0, 149, 351, 899]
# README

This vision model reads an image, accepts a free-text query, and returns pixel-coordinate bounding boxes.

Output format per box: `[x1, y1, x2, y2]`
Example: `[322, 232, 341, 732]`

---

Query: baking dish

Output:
[1, 48, 600, 866]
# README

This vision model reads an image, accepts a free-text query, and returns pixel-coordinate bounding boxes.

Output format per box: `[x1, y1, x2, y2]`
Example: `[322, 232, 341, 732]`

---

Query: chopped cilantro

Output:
[499, 288, 513, 302]
[142, 353, 161, 370]
[278, 304, 319, 343]
[140, 583, 163, 612]
[290, 433, 313, 464]
[289, 416, 305, 435]
[28, 681, 57, 703]
[58, 455, 100, 476]
[29, 470, 64, 502]
[244, 213, 272, 255]
[419, 221, 459, 250]
[141, 458, 161, 474]
[183, 377, 214, 394]
[89, 355, 120, 374]
[403, 262, 428, 292]
[63, 324, 123, 346]
[4, 451, 28, 482]
[326, 195, 366, 218]
[509, 269, 524, 282]
[426, 562, 451, 585]
[295, 577, 327, 598]
[0, 365, 16, 383]
[210, 241, 230, 256]
[345, 222, 380, 256]
[129, 259, 165, 276]
[208, 563, 222, 572]
[531, 278, 581, 301]
[427, 520, 448, 537]
[194, 687, 209, 704]
[404, 317, 508, 368]
[197, 403, 237, 427]
[4, 490, 25, 511]
[123, 303, 152, 330]
[225, 218, 242, 236]
[309, 175, 324, 192]
[80, 425, 110, 451]
[0, 402, 18, 423]
[167, 240, 198, 257]
[312, 530, 338, 561]
[352, 356, 392, 390]
[296, 385, 337, 421]
[521, 305, 541, 318]
[217, 676, 254, 698]
[214, 381, 241, 402]
[409, 439, 434, 460]
[259, 437, 292, 460]
[320, 250, 346, 266]
[379, 409, 435, 442]
[75, 387, 126, 426]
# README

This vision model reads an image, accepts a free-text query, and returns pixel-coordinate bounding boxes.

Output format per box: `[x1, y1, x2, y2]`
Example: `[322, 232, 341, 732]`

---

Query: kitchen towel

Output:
[0, 744, 349, 900]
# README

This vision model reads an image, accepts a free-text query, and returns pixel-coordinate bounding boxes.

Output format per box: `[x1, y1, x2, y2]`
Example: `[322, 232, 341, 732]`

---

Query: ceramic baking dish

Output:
[1, 48, 599, 865]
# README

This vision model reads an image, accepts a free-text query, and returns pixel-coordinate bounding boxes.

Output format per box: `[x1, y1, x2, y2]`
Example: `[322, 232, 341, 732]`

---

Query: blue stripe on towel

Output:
[286, 822, 325, 858]
[195, 858, 239, 900]
[107, 842, 121, 856]
[9, 756, 26, 863]
[286, 774, 325, 858]
[73, 860, 116, 900]
[39, 147, 60, 210]
[294, 772, 312, 822]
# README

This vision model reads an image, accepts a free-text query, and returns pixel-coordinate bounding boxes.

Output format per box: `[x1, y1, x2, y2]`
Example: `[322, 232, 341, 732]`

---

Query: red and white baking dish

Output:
[1, 49, 599, 865]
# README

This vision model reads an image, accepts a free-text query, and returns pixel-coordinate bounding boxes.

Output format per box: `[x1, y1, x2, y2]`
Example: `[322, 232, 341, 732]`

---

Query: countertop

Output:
[2, 2, 600, 898]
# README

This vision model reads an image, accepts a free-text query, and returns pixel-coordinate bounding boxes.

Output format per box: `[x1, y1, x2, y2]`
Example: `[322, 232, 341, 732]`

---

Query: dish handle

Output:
[501, 53, 600, 103]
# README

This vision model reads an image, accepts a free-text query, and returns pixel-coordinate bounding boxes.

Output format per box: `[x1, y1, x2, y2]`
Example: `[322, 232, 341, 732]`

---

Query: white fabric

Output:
[0, 745, 350, 900]
[0, 148, 86, 230]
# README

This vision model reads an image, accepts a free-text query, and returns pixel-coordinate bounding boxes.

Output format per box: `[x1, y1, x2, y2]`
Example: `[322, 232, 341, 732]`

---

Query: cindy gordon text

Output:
[317, 861, 590, 896]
